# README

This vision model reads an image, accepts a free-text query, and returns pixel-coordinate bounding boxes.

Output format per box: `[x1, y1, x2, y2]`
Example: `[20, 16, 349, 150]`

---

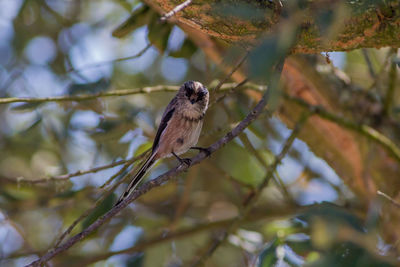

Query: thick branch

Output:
[142, 0, 400, 52]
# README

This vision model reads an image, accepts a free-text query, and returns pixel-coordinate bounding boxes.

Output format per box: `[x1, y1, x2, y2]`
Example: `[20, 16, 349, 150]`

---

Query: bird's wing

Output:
[152, 97, 177, 153]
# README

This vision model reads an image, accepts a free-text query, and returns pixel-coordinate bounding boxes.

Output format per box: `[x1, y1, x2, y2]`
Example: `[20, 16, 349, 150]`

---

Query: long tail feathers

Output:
[115, 153, 156, 206]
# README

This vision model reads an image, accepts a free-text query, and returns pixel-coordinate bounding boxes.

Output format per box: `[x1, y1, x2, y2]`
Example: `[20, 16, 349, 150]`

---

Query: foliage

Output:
[0, 1, 399, 267]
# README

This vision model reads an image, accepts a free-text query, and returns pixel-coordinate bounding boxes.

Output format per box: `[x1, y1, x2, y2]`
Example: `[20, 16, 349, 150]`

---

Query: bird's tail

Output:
[115, 153, 156, 206]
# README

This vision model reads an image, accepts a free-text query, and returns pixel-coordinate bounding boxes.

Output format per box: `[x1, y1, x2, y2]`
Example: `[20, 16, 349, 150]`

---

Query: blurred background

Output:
[0, 0, 399, 266]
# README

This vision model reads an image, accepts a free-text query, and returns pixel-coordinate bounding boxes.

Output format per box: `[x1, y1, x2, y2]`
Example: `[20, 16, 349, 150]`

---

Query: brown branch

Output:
[377, 190, 400, 209]
[26, 61, 283, 267]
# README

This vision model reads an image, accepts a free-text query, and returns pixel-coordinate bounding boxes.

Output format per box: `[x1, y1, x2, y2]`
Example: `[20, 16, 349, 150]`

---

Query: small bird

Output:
[116, 81, 209, 205]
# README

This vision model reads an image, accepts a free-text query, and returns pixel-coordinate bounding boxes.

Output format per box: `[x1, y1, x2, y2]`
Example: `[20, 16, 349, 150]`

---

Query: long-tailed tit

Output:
[116, 81, 209, 205]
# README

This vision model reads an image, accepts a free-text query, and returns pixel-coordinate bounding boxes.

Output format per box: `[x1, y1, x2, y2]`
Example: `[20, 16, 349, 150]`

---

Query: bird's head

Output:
[178, 81, 209, 111]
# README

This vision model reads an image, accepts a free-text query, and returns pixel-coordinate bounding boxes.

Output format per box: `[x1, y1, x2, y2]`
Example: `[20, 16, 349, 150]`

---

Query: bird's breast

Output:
[156, 115, 203, 159]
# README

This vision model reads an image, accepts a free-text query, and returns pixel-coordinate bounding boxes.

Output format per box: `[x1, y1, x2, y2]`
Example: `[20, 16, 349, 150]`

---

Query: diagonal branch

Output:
[25, 62, 285, 267]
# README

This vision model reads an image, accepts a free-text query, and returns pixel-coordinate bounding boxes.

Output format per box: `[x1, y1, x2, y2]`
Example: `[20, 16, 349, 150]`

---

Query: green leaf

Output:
[258, 238, 279, 267]
[81, 193, 115, 229]
[308, 242, 394, 267]
[169, 38, 197, 58]
[112, 5, 152, 38]
[147, 18, 172, 53]
[297, 202, 364, 232]
[219, 142, 265, 186]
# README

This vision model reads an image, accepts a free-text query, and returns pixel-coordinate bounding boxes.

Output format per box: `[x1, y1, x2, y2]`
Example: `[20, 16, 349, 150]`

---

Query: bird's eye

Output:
[185, 86, 194, 97]
[197, 91, 204, 101]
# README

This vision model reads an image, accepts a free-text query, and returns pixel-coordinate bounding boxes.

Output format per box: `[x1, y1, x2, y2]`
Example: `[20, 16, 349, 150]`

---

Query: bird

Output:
[115, 81, 209, 205]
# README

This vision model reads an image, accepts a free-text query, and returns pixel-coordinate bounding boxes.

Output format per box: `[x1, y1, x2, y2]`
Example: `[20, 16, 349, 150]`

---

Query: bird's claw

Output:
[180, 158, 192, 166]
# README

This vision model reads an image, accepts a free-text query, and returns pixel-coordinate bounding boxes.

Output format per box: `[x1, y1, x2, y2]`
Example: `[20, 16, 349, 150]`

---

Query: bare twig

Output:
[160, 0, 192, 21]
[0, 86, 179, 105]
[377, 190, 400, 208]
[238, 133, 294, 204]
[67, 44, 152, 73]
[1, 152, 147, 185]
[0, 83, 254, 105]
[26, 61, 282, 267]
[213, 52, 249, 92]
[383, 48, 398, 116]
[361, 49, 377, 80]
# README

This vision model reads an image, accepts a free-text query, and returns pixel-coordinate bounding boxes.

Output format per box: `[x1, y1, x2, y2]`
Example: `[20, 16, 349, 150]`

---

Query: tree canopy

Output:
[0, 1, 399, 266]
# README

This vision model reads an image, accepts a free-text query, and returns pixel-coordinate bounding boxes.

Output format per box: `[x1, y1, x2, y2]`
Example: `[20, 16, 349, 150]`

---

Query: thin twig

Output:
[1, 153, 147, 184]
[285, 94, 400, 163]
[26, 62, 280, 267]
[52, 151, 150, 248]
[67, 44, 152, 73]
[0, 83, 253, 105]
[377, 190, 400, 208]
[0, 86, 179, 105]
[212, 78, 249, 106]
[213, 52, 249, 92]
[361, 49, 377, 80]
[238, 133, 294, 204]
[160, 0, 192, 21]
[189, 111, 309, 267]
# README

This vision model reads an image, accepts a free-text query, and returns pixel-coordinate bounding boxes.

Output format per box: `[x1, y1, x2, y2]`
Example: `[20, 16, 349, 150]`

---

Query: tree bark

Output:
[145, 0, 400, 53]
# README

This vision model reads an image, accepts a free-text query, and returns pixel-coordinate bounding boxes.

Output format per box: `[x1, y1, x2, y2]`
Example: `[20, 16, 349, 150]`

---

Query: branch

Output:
[26, 67, 278, 266]
[212, 52, 249, 92]
[285, 94, 400, 163]
[0, 83, 255, 105]
[189, 111, 309, 266]
[377, 190, 400, 209]
[1, 152, 147, 185]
